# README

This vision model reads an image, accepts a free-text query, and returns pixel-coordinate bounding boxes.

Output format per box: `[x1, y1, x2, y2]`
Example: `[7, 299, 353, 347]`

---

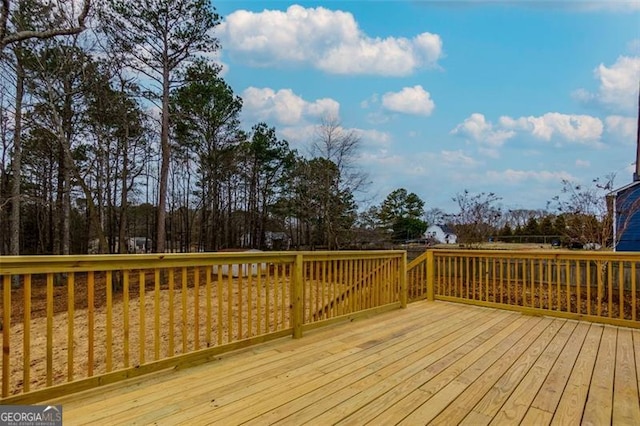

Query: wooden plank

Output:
[87, 271, 94, 376]
[550, 324, 603, 425]
[337, 313, 530, 426]
[106, 270, 113, 372]
[2, 275, 10, 397]
[67, 273, 75, 381]
[468, 318, 567, 420]
[371, 316, 550, 425]
[194, 268, 200, 348]
[6, 328, 290, 406]
[138, 271, 145, 365]
[54, 302, 444, 415]
[154, 269, 160, 360]
[634, 330, 640, 392]
[243, 266, 249, 340]
[488, 320, 577, 424]
[520, 407, 553, 426]
[612, 328, 640, 425]
[59, 304, 447, 423]
[434, 295, 640, 329]
[23, 275, 31, 393]
[460, 410, 491, 425]
[311, 313, 523, 426]
[217, 268, 222, 346]
[20, 300, 637, 426]
[258, 311, 514, 425]
[228, 267, 233, 343]
[123, 270, 129, 368]
[255, 266, 260, 335]
[581, 325, 616, 425]
[420, 318, 562, 426]
[92, 350, 333, 425]
[182, 267, 188, 353]
[46, 273, 53, 387]
[530, 321, 590, 414]
[160, 305, 490, 425]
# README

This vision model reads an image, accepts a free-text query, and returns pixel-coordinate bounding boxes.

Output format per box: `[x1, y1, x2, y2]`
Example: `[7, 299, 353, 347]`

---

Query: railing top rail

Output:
[0, 250, 405, 275]
[429, 249, 640, 261]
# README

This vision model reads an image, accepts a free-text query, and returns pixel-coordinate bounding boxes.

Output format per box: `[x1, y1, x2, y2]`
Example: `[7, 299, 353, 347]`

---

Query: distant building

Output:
[608, 181, 640, 251]
[239, 231, 291, 250]
[425, 225, 457, 244]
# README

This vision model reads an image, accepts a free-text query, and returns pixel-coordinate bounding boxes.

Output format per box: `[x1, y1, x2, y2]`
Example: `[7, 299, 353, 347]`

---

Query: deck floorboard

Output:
[45, 301, 640, 426]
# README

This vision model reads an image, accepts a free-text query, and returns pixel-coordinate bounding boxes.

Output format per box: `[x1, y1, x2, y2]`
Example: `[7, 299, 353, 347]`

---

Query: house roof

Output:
[608, 180, 640, 197]
[428, 224, 456, 234]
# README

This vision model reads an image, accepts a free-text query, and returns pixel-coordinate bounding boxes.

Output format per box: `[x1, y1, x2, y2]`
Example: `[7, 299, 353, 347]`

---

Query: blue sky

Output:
[212, 0, 640, 213]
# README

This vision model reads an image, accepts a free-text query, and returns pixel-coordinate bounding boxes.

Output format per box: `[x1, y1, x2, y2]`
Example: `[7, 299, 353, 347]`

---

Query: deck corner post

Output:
[426, 250, 435, 301]
[292, 253, 304, 339]
[400, 252, 408, 308]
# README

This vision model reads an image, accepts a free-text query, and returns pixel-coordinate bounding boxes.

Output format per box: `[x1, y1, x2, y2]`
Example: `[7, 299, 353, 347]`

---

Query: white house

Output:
[213, 249, 267, 277]
[425, 225, 457, 244]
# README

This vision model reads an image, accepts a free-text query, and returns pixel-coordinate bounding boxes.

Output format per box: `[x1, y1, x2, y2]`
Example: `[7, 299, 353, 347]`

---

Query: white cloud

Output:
[381, 85, 435, 116]
[360, 94, 379, 109]
[479, 147, 500, 159]
[278, 125, 316, 146]
[452, 112, 604, 157]
[574, 55, 640, 113]
[575, 159, 591, 168]
[605, 115, 636, 140]
[353, 129, 393, 147]
[451, 113, 516, 147]
[570, 88, 595, 104]
[359, 150, 405, 167]
[594, 56, 640, 112]
[627, 39, 640, 55]
[278, 124, 392, 152]
[485, 169, 576, 184]
[572, 1, 640, 12]
[440, 150, 478, 167]
[242, 87, 339, 126]
[218, 5, 442, 76]
[500, 113, 604, 143]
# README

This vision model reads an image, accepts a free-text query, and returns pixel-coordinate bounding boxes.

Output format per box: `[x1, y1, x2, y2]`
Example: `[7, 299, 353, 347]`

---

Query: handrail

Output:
[0, 250, 405, 403]
[407, 249, 640, 329]
[311, 258, 397, 321]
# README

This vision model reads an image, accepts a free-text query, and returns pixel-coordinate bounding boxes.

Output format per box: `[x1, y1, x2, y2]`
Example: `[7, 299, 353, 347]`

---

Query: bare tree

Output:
[424, 207, 447, 227]
[449, 190, 502, 247]
[309, 116, 366, 248]
[0, 0, 91, 51]
[311, 115, 369, 196]
[549, 175, 615, 249]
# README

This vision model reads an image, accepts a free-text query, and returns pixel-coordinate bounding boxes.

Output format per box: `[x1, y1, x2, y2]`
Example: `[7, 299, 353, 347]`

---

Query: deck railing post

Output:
[426, 250, 435, 301]
[292, 254, 304, 339]
[400, 252, 408, 308]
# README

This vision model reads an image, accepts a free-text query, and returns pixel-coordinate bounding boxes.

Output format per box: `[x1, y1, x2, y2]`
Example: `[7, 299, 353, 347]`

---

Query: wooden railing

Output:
[408, 249, 640, 328]
[0, 250, 405, 403]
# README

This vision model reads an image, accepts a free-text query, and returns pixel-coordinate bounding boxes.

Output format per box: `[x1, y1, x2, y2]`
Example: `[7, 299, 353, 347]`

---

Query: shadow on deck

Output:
[47, 300, 640, 425]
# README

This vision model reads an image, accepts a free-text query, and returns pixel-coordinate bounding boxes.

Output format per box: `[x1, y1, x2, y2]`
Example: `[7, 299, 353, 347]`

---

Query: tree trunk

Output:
[10, 49, 24, 257]
[156, 64, 170, 253]
[118, 125, 129, 254]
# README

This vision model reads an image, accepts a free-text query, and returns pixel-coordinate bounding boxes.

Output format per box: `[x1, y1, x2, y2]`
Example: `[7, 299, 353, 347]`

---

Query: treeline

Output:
[0, 0, 361, 255]
[0, 1, 619, 255]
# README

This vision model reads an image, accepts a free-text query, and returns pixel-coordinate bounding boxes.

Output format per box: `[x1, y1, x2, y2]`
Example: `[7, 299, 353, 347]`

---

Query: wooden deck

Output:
[47, 301, 640, 425]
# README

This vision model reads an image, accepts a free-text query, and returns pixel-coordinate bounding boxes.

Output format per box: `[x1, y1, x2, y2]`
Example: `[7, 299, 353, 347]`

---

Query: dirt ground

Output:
[2, 269, 361, 396]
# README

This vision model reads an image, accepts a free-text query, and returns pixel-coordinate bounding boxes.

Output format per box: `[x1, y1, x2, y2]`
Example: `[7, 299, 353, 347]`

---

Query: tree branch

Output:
[1, 0, 91, 50]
